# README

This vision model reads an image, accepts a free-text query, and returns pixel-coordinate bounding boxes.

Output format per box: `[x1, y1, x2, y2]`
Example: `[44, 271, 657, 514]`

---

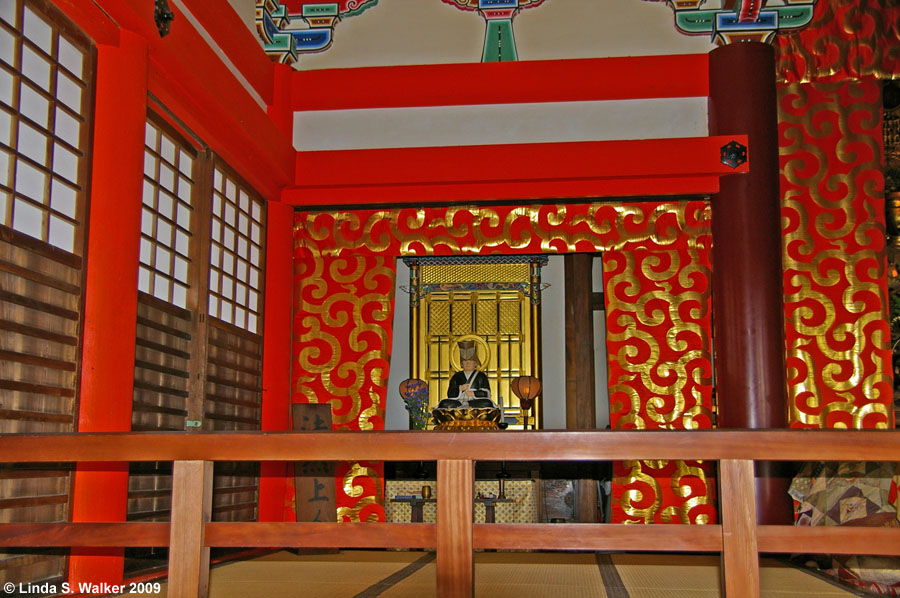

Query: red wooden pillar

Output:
[259, 200, 294, 521]
[267, 63, 293, 141]
[708, 42, 792, 525]
[69, 30, 147, 584]
[258, 57, 294, 523]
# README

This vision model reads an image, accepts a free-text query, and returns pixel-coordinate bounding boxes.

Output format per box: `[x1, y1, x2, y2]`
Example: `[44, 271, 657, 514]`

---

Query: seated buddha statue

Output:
[437, 340, 496, 409]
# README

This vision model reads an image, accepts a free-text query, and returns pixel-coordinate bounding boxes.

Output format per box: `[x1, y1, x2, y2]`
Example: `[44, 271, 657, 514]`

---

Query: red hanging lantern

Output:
[510, 375, 542, 412]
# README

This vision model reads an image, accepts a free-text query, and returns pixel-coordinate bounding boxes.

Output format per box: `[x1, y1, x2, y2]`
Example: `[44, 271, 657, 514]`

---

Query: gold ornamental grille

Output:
[420, 262, 529, 285]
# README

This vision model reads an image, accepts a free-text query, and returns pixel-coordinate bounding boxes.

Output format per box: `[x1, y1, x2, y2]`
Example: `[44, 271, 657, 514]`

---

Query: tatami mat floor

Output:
[131, 550, 863, 597]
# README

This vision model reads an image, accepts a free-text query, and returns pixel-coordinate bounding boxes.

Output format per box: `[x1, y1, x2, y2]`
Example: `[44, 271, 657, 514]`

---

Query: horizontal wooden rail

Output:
[757, 525, 900, 555]
[1, 429, 899, 462]
[6, 522, 899, 556]
[2, 430, 900, 598]
[204, 522, 436, 549]
[0, 522, 170, 547]
[474, 523, 725, 552]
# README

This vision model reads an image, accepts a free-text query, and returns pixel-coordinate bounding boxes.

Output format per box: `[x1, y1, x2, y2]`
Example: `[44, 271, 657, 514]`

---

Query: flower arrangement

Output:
[399, 378, 430, 430]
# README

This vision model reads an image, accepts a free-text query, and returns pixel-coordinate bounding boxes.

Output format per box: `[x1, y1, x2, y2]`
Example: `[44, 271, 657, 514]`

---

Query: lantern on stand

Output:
[510, 375, 541, 429]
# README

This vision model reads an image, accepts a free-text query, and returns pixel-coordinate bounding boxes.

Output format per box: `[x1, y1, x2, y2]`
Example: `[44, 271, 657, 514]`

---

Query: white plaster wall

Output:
[385, 259, 412, 430]
[540, 255, 567, 429]
[293, 97, 708, 151]
[593, 255, 610, 429]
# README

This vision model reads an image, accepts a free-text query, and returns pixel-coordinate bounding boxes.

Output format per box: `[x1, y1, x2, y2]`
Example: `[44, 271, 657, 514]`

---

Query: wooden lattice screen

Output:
[0, 0, 94, 586]
[206, 319, 261, 524]
[0, 227, 82, 585]
[126, 131, 264, 573]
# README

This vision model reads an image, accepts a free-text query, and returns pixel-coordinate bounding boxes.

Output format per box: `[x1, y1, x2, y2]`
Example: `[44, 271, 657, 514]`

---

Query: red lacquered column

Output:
[258, 200, 294, 522]
[69, 30, 147, 585]
[708, 42, 793, 525]
[259, 63, 294, 519]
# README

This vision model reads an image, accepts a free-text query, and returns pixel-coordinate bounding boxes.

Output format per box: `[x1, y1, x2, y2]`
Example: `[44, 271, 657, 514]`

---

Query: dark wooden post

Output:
[709, 42, 793, 525]
[564, 253, 599, 523]
[437, 459, 474, 597]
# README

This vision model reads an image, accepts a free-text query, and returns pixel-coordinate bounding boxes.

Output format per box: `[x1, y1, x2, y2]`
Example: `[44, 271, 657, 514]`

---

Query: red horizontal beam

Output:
[286, 136, 744, 205]
[52, 0, 120, 45]
[180, 0, 275, 106]
[282, 176, 720, 206]
[91, 0, 272, 105]
[147, 68, 293, 202]
[77, 0, 294, 202]
[293, 54, 709, 111]
[294, 136, 746, 187]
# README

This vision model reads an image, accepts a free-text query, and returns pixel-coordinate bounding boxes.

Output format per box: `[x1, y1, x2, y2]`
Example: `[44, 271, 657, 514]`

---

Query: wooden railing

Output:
[2, 430, 900, 597]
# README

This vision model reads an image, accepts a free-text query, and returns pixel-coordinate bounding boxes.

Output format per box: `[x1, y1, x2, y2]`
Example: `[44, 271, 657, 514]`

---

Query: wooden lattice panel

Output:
[132, 293, 191, 432]
[205, 319, 261, 523]
[0, 227, 81, 585]
[0, 0, 91, 581]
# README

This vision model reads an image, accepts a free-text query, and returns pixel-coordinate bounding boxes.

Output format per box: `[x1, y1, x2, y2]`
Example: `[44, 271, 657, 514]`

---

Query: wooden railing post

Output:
[168, 460, 213, 598]
[720, 459, 760, 597]
[437, 459, 474, 598]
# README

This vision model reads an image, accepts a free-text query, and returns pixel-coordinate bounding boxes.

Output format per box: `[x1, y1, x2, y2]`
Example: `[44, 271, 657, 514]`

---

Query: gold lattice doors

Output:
[408, 258, 544, 429]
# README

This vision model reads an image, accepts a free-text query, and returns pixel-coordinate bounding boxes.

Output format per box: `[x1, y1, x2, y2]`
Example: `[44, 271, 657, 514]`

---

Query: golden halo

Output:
[449, 335, 490, 372]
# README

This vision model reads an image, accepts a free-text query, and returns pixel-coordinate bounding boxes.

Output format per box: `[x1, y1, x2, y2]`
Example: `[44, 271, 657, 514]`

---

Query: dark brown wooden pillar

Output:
[709, 42, 792, 525]
[564, 253, 599, 523]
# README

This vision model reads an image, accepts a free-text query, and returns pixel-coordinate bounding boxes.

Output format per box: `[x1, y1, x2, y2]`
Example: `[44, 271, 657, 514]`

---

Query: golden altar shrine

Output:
[431, 407, 501, 430]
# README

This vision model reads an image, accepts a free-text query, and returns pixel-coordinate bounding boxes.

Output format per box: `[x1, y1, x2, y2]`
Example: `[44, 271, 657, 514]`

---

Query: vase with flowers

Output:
[399, 378, 430, 430]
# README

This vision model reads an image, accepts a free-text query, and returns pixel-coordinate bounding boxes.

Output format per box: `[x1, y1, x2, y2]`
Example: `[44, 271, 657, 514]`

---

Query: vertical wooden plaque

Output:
[292, 403, 336, 523]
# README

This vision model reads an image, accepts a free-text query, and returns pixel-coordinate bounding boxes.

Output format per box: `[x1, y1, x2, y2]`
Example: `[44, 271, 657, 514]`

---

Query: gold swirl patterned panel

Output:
[604, 244, 717, 524]
[292, 247, 395, 520]
[779, 79, 893, 429]
[293, 200, 712, 523]
[336, 461, 385, 522]
[774, 0, 900, 83]
[295, 201, 711, 258]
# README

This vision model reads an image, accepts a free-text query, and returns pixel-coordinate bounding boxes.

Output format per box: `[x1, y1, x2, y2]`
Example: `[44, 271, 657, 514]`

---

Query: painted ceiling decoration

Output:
[256, 0, 553, 65]
[256, 0, 379, 64]
[440, 0, 550, 62]
[255, 0, 820, 66]
[647, 0, 817, 45]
